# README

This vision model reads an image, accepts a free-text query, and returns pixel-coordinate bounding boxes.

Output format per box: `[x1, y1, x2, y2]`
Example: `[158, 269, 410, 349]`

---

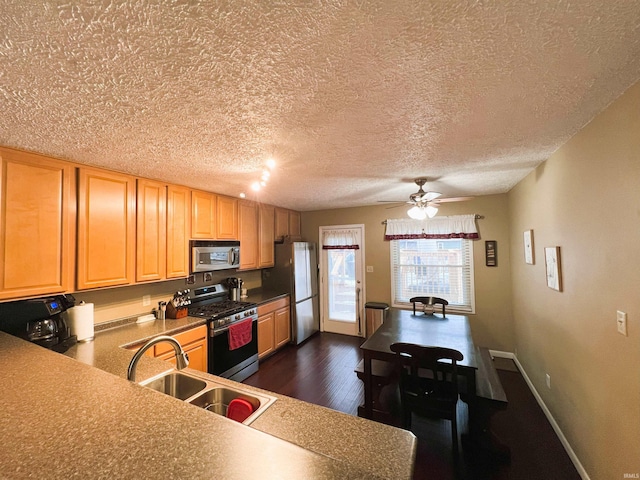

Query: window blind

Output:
[390, 238, 475, 313]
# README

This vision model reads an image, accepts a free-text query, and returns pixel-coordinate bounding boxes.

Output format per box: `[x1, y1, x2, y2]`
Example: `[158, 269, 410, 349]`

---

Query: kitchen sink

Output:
[139, 371, 276, 425]
[141, 372, 208, 400]
[188, 387, 274, 425]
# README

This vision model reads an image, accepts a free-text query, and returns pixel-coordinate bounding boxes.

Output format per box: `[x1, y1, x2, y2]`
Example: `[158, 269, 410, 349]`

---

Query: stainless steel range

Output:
[188, 284, 258, 382]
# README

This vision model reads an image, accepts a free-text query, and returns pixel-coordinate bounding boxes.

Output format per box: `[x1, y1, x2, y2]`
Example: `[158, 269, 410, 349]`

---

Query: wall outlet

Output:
[545, 373, 551, 389]
[186, 274, 195, 285]
[366, 265, 374, 273]
[617, 311, 628, 336]
[204, 272, 213, 282]
[142, 295, 151, 307]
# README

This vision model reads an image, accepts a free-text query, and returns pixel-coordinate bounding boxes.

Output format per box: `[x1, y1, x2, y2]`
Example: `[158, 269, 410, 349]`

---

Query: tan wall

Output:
[300, 194, 514, 351]
[508, 81, 640, 477]
[74, 269, 262, 324]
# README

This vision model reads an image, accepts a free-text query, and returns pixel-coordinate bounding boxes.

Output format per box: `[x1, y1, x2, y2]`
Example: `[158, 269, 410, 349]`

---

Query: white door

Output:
[319, 225, 365, 337]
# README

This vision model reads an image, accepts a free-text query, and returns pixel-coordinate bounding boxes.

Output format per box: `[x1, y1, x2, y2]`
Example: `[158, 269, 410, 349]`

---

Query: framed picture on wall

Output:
[485, 240, 497, 267]
[545, 246, 562, 291]
[524, 230, 534, 264]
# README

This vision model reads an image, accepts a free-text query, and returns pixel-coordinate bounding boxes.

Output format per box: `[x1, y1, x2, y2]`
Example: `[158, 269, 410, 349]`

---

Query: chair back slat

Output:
[409, 296, 448, 317]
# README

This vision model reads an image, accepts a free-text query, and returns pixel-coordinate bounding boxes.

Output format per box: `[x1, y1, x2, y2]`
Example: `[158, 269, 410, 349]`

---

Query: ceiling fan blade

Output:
[423, 191, 442, 202]
[377, 200, 406, 203]
[436, 196, 474, 203]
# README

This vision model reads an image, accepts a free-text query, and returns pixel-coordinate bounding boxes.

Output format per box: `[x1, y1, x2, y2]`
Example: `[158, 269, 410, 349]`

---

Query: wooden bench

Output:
[474, 346, 508, 406]
[354, 358, 395, 382]
[461, 346, 511, 462]
[354, 359, 400, 426]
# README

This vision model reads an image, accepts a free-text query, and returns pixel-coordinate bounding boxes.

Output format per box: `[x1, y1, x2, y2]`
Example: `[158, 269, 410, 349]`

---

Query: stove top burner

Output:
[187, 283, 257, 326]
[188, 300, 255, 319]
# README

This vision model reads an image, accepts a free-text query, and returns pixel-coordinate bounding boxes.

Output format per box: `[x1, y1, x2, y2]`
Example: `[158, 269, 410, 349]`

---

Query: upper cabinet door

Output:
[259, 204, 275, 268]
[166, 184, 190, 279]
[77, 167, 136, 290]
[275, 207, 301, 241]
[136, 179, 167, 282]
[289, 210, 301, 237]
[217, 195, 239, 240]
[191, 190, 216, 239]
[238, 200, 259, 270]
[0, 148, 76, 300]
[274, 208, 289, 241]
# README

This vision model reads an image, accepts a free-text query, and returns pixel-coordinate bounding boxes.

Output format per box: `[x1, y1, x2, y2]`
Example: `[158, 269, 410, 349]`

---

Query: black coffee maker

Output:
[0, 294, 77, 353]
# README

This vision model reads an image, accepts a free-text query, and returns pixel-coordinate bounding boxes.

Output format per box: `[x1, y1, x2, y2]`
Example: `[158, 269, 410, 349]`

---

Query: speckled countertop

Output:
[0, 289, 416, 479]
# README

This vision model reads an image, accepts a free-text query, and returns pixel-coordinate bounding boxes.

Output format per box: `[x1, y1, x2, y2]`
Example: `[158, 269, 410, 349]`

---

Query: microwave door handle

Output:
[231, 248, 238, 266]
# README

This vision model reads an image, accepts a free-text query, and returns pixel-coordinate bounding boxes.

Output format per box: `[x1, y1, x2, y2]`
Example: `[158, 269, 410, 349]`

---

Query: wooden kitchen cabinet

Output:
[274, 208, 289, 241]
[275, 207, 301, 241]
[257, 296, 291, 359]
[238, 200, 259, 270]
[289, 210, 301, 237]
[275, 303, 291, 348]
[257, 311, 275, 359]
[216, 195, 239, 240]
[136, 179, 167, 282]
[0, 148, 76, 300]
[258, 204, 275, 268]
[191, 190, 216, 239]
[77, 167, 136, 290]
[155, 324, 208, 373]
[192, 191, 239, 241]
[166, 184, 191, 279]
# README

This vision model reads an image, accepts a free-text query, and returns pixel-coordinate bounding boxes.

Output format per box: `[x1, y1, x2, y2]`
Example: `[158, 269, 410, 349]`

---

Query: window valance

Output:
[384, 214, 479, 240]
[322, 229, 360, 249]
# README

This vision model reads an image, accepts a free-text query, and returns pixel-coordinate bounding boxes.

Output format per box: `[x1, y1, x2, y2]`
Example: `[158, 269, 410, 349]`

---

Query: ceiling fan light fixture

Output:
[407, 205, 426, 220]
[426, 205, 438, 218]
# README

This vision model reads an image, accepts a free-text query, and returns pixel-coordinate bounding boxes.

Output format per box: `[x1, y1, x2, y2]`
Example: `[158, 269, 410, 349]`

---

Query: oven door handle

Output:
[211, 317, 257, 336]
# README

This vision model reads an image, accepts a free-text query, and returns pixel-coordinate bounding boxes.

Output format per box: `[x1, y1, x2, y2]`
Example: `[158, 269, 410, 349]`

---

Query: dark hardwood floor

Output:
[244, 332, 580, 480]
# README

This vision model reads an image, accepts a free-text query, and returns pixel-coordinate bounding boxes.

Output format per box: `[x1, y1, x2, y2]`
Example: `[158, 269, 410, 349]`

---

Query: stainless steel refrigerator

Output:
[270, 242, 320, 345]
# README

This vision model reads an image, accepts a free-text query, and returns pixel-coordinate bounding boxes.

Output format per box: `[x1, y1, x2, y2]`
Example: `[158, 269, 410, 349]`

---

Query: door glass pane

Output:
[327, 249, 356, 323]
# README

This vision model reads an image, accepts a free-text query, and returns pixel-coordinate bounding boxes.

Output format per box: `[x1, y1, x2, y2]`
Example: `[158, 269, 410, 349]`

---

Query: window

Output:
[390, 238, 475, 313]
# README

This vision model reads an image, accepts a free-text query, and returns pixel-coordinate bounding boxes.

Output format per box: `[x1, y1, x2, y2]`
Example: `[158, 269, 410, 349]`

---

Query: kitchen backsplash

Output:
[73, 270, 262, 324]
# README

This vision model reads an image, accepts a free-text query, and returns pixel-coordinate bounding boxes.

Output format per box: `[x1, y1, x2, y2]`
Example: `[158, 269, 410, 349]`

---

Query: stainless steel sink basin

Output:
[188, 387, 275, 425]
[141, 372, 207, 400]
[139, 371, 276, 425]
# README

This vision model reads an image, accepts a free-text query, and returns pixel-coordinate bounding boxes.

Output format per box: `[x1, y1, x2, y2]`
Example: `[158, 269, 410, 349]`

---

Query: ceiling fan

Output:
[378, 178, 469, 219]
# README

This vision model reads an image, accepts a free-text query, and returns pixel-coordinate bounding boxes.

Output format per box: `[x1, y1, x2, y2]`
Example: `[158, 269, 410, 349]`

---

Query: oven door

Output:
[209, 318, 258, 382]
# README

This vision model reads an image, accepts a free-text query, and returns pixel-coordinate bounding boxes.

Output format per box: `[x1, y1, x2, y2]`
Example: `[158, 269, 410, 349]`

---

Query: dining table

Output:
[358, 307, 510, 461]
[359, 307, 479, 420]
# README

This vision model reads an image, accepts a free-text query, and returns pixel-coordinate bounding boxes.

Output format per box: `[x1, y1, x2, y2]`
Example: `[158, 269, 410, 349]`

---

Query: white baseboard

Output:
[506, 354, 591, 480]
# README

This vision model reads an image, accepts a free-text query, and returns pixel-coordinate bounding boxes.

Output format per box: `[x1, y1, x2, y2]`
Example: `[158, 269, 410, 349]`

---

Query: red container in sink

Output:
[227, 398, 255, 423]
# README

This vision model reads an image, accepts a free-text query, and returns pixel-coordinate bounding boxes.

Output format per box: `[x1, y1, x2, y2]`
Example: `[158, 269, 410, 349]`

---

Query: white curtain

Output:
[384, 214, 479, 240]
[322, 229, 360, 249]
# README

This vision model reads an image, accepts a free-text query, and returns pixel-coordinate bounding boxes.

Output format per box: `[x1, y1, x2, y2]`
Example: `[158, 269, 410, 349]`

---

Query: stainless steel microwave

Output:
[190, 240, 240, 273]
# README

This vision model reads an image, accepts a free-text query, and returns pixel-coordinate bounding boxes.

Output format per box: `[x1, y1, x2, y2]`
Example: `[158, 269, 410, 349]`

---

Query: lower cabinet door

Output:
[275, 307, 291, 348]
[157, 339, 207, 373]
[155, 325, 208, 373]
[258, 312, 275, 359]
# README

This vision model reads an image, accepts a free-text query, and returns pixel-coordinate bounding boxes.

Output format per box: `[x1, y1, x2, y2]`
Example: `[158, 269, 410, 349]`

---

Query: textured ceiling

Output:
[1, 1, 640, 211]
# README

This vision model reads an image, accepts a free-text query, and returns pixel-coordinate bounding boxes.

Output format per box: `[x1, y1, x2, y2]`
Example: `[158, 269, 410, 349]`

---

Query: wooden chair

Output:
[409, 296, 448, 317]
[390, 342, 464, 460]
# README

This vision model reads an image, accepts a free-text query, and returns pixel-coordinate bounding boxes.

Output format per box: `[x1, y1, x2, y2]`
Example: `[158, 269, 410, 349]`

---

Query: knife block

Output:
[166, 302, 187, 319]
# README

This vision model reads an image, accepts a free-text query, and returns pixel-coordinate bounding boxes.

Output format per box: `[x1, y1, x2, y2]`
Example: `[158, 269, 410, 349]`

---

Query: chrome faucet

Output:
[127, 335, 189, 382]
